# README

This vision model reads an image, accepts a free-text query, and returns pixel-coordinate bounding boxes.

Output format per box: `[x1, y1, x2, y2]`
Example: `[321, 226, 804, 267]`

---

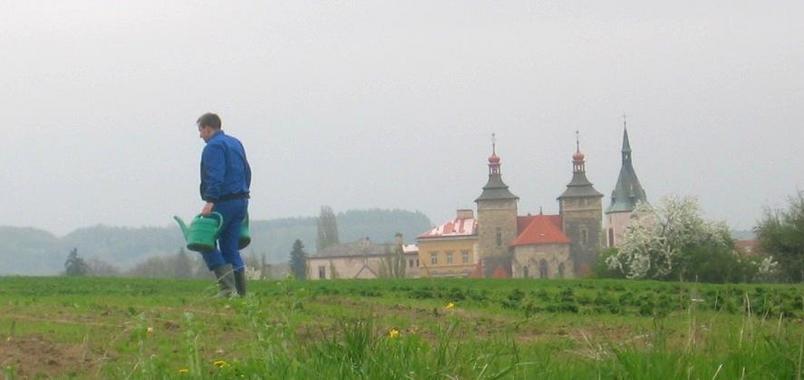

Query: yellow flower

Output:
[213, 360, 229, 368]
[178, 368, 189, 374]
[388, 328, 401, 339]
[146, 327, 154, 335]
[445, 302, 455, 310]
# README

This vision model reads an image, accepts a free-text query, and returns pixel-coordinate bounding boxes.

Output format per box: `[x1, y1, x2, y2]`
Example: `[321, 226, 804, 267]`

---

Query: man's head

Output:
[197, 113, 222, 142]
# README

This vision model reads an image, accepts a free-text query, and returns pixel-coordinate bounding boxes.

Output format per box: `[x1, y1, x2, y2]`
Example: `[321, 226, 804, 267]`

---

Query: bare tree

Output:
[316, 205, 340, 252]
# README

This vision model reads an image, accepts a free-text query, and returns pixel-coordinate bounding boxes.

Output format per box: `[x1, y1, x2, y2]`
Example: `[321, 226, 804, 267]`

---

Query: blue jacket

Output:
[200, 131, 251, 202]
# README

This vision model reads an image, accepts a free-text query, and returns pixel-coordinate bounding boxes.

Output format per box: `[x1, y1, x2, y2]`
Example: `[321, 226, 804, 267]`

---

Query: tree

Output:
[64, 248, 89, 276]
[86, 257, 120, 277]
[593, 248, 625, 279]
[756, 191, 804, 282]
[379, 233, 406, 278]
[289, 239, 308, 280]
[127, 256, 169, 278]
[316, 206, 340, 252]
[606, 196, 735, 281]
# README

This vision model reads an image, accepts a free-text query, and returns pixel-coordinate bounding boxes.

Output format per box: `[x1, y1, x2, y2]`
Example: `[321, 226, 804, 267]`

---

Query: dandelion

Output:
[178, 368, 189, 374]
[387, 328, 401, 339]
[146, 327, 154, 335]
[445, 302, 455, 310]
[213, 360, 230, 368]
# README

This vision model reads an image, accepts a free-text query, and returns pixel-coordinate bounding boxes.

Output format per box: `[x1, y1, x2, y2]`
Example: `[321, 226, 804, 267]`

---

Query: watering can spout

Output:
[173, 213, 223, 253]
[173, 216, 189, 239]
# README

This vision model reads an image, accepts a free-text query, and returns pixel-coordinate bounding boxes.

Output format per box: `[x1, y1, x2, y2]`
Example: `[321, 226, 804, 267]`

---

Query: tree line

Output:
[597, 191, 803, 283]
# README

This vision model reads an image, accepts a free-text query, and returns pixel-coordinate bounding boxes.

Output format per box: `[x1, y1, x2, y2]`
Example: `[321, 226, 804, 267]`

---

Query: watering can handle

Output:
[202, 212, 225, 235]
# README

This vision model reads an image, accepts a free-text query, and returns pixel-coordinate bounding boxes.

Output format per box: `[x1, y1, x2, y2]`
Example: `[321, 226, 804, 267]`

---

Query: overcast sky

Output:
[1, 1, 802, 235]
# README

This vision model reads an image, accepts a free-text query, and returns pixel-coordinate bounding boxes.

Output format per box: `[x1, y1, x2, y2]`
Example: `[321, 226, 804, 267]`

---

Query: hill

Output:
[0, 209, 431, 275]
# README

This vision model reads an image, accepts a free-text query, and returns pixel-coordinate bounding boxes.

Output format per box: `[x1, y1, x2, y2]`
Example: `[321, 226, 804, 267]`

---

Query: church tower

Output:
[558, 132, 604, 276]
[475, 135, 518, 277]
[605, 125, 648, 248]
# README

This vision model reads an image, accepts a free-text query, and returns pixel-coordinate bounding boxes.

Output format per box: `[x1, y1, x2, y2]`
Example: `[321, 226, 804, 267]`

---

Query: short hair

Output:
[197, 113, 222, 130]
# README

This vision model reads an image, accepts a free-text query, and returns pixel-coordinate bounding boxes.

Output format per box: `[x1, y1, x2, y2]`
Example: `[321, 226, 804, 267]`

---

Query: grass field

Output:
[0, 276, 801, 379]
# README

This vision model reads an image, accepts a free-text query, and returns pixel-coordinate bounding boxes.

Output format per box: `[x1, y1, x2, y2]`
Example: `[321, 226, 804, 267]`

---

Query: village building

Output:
[416, 209, 479, 277]
[604, 127, 648, 248]
[418, 130, 622, 279]
[511, 213, 572, 278]
[306, 236, 419, 280]
[310, 126, 648, 280]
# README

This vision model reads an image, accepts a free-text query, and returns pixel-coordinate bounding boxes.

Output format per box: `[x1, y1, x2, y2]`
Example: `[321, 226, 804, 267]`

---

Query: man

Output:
[197, 112, 251, 297]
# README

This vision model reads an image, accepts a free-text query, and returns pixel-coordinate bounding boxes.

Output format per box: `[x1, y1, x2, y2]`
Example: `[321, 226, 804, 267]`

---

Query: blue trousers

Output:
[201, 199, 248, 271]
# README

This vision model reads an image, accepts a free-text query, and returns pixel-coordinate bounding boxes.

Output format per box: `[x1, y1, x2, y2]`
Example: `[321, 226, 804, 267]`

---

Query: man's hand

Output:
[200, 202, 215, 216]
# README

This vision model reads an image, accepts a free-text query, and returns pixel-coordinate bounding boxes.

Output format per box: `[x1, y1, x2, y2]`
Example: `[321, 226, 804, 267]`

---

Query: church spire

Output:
[488, 133, 501, 175]
[475, 134, 518, 202]
[572, 130, 586, 173]
[607, 122, 647, 214]
[558, 130, 602, 201]
[622, 115, 632, 161]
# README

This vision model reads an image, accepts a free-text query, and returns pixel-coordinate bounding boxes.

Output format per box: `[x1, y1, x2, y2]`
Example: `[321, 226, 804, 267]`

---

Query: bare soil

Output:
[0, 335, 95, 379]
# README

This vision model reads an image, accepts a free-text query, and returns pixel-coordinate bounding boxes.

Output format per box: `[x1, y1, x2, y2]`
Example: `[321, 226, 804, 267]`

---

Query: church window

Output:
[581, 227, 588, 245]
[558, 263, 565, 278]
[318, 266, 326, 279]
[409, 259, 414, 268]
[608, 228, 614, 247]
[461, 250, 470, 264]
[539, 259, 548, 278]
[496, 228, 502, 247]
[446, 251, 453, 264]
[430, 252, 438, 265]
[523, 266, 529, 278]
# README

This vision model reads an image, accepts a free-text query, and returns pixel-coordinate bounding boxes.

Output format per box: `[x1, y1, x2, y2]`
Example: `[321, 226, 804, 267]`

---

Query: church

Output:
[417, 127, 647, 279]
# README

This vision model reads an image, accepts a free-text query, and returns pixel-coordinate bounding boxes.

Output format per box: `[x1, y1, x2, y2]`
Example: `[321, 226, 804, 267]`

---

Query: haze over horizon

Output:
[2, 1, 802, 236]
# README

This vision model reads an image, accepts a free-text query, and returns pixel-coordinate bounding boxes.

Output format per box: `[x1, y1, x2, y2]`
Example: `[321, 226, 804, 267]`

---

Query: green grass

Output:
[0, 276, 801, 379]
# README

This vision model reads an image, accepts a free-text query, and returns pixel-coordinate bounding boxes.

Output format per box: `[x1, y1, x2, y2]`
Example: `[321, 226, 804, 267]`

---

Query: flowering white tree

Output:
[606, 196, 732, 280]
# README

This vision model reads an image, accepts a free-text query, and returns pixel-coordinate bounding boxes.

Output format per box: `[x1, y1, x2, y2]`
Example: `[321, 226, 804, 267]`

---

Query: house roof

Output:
[418, 217, 477, 239]
[735, 240, 761, 256]
[512, 214, 570, 246]
[311, 238, 397, 258]
[402, 244, 419, 254]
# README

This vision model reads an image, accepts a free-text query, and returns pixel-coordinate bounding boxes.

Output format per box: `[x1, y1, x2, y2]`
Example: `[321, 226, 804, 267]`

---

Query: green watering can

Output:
[174, 212, 223, 253]
[239, 213, 251, 249]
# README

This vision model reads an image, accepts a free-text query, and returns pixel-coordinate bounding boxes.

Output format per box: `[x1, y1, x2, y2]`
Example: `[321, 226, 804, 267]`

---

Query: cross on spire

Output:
[575, 130, 580, 153]
[491, 133, 497, 155]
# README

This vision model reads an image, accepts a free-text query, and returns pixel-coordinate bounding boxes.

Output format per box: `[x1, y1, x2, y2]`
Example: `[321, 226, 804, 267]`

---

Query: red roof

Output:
[735, 240, 762, 256]
[418, 217, 477, 239]
[512, 214, 570, 246]
[517, 215, 562, 234]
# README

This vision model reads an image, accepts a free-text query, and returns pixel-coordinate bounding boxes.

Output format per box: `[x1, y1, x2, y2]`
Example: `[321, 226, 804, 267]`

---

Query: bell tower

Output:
[475, 134, 518, 277]
[558, 131, 604, 276]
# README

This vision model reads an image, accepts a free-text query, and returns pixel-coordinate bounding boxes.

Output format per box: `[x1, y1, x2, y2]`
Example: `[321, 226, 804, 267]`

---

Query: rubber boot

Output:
[212, 264, 235, 298]
[234, 269, 247, 297]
